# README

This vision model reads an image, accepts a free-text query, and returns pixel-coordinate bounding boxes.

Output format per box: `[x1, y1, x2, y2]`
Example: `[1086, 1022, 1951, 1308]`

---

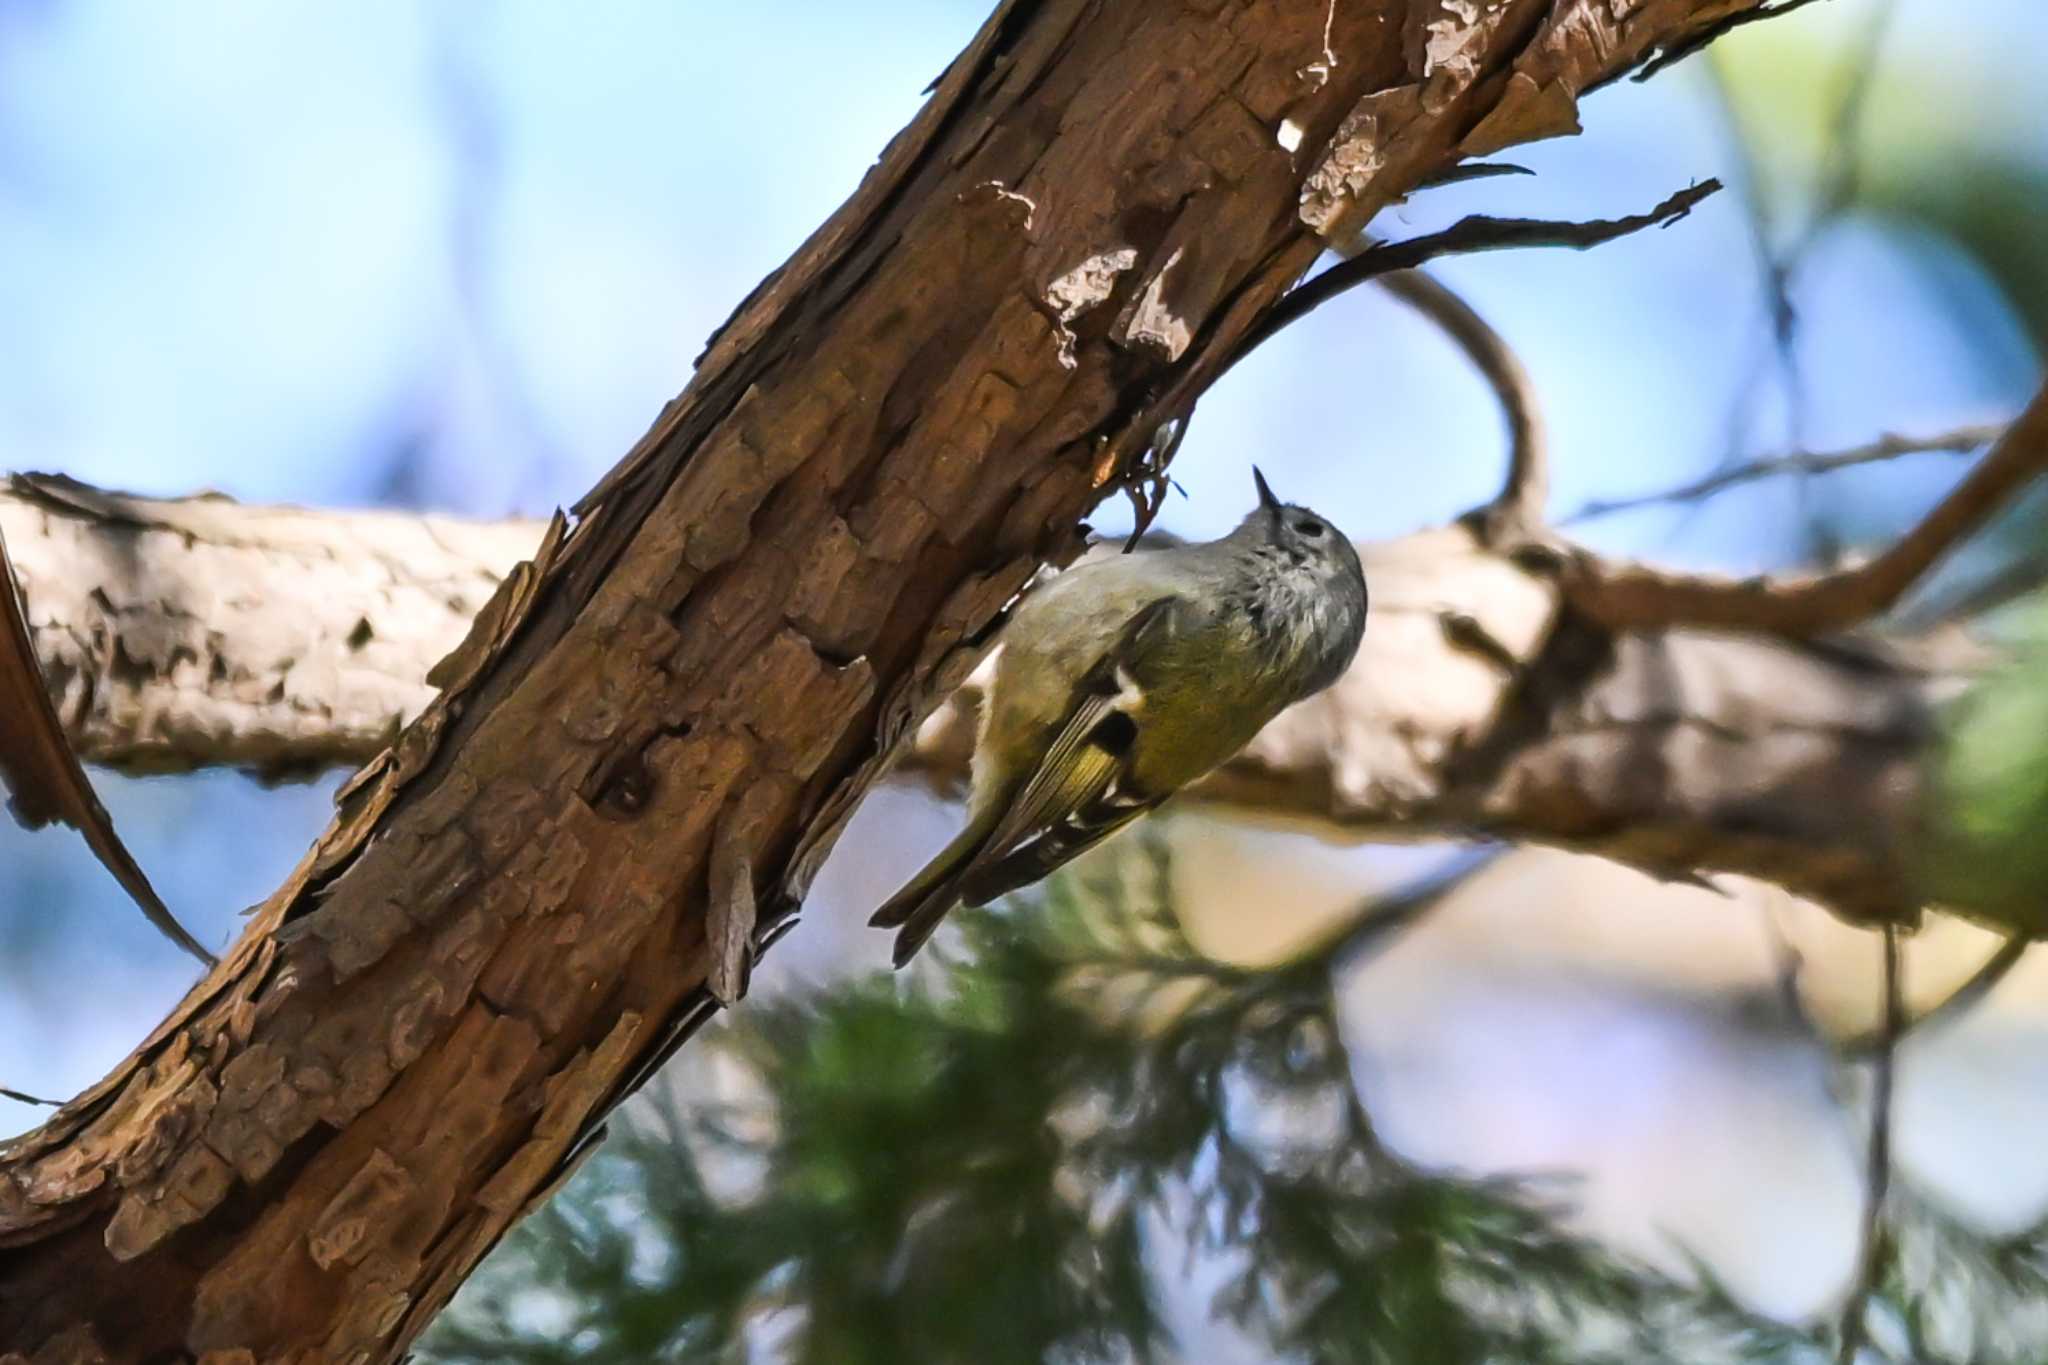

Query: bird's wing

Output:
[878, 595, 1185, 965]
[952, 789, 1157, 911]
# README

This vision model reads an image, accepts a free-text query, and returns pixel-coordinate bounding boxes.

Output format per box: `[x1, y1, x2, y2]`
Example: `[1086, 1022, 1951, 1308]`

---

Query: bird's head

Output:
[1240, 466, 1366, 599]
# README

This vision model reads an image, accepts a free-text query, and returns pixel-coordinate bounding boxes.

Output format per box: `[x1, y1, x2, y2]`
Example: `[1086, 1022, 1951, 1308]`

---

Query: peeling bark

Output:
[0, 1, 1833, 1360]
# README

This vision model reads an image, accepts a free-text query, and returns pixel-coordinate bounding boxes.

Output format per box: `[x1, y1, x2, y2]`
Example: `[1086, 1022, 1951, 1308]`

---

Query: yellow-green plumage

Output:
[871, 472, 1367, 966]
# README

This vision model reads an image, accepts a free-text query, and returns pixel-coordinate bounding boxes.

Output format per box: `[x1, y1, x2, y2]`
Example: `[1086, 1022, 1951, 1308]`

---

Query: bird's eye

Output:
[1296, 519, 1325, 538]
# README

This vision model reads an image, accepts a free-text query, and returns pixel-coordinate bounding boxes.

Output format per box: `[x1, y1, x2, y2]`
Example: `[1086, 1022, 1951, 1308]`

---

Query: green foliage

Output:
[421, 835, 2042, 1364]
[1927, 598, 2048, 932]
[1855, 1189, 2048, 1363]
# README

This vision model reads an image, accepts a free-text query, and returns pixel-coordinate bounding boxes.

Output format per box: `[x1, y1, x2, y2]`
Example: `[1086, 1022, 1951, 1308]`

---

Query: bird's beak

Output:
[1252, 465, 1280, 511]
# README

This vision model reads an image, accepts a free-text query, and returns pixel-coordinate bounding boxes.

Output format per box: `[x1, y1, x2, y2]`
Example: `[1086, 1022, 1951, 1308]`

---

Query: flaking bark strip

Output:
[706, 812, 758, 1006]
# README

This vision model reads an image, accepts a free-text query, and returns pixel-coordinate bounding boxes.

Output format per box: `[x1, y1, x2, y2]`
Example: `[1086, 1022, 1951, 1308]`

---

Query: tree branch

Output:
[0, 1, 1896, 1357]
[0, 472, 537, 779]
[1625, 0, 1836, 86]
[1225, 180, 1722, 386]
[1175, 182, 1712, 546]
[1373, 269, 1549, 538]
[1838, 932, 2029, 1059]
[1837, 921, 1902, 1364]
[1550, 381, 2048, 636]
[4, 477, 1993, 934]
[1566, 422, 2005, 522]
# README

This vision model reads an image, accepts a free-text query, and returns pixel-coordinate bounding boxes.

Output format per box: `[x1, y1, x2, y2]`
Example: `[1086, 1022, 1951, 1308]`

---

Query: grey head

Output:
[1216, 467, 1368, 695]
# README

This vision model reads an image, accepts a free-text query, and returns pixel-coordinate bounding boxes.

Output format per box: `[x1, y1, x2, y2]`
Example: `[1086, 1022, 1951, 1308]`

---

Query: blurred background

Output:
[3, 0, 2046, 1360]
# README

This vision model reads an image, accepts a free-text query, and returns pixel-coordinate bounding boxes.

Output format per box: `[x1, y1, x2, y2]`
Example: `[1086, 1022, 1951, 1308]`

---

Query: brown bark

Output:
[2, 476, 1987, 933]
[0, 2, 1857, 1360]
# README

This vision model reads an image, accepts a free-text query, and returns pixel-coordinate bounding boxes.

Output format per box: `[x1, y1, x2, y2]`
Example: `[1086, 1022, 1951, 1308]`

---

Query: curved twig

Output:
[1375, 270, 1549, 537]
[1222, 180, 1721, 384]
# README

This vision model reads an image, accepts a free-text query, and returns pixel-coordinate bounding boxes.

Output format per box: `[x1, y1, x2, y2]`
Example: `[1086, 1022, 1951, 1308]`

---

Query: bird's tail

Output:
[868, 813, 996, 968]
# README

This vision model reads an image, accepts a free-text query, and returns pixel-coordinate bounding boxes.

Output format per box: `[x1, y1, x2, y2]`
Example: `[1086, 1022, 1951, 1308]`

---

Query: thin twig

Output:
[1373, 270, 1549, 535]
[1762, 893, 1813, 1034]
[1700, 57, 1796, 489]
[1763, 0, 1896, 313]
[1837, 922, 1902, 1364]
[1221, 180, 1723, 384]
[1, 1085, 57, 1107]
[1119, 417, 1189, 551]
[1778, 0, 1896, 524]
[1630, 0, 1835, 85]
[1557, 380, 2048, 636]
[1101, 183, 1718, 521]
[1808, 0, 1896, 246]
[1696, 0, 1893, 551]
[1840, 933, 2030, 1059]
[1566, 423, 2004, 522]
[1410, 161, 1535, 190]
[1322, 848, 1502, 967]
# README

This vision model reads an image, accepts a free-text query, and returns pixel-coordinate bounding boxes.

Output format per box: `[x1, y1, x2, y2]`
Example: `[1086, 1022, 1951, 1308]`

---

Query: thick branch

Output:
[0, 2, 1843, 1360]
[5, 480, 1995, 935]
[909, 530, 1981, 929]
[0, 473, 535, 779]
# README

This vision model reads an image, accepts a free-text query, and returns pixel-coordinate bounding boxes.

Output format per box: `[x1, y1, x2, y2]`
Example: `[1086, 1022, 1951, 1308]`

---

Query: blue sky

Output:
[1, 0, 2031, 540]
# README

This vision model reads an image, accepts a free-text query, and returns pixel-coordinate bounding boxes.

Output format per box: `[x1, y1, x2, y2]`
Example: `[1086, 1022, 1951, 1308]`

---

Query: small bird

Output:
[871, 468, 1368, 966]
